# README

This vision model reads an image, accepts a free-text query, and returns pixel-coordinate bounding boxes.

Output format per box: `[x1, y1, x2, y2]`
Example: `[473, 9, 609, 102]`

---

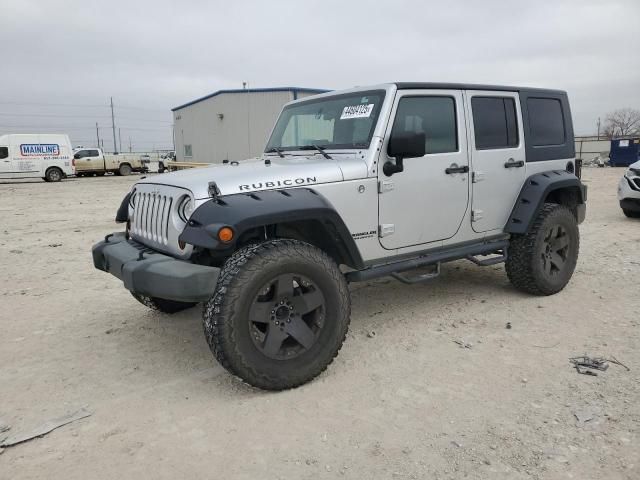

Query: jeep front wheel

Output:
[506, 203, 579, 296]
[203, 239, 351, 390]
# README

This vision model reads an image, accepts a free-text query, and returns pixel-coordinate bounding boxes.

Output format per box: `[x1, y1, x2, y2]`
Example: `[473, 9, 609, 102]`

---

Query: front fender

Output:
[179, 188, 365, 269]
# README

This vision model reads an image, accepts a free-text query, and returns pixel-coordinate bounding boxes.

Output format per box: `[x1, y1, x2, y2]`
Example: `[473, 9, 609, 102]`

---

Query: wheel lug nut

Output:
[275, 321, 279, 325]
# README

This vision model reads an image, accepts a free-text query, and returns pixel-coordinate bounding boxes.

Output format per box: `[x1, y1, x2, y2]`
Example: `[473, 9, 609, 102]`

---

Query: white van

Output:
[0, 134, 75, 182]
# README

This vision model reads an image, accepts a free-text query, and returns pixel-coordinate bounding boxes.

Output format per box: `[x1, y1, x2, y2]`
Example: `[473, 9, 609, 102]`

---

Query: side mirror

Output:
[384, 132, 426, 176]
[73, 153, 80, 159]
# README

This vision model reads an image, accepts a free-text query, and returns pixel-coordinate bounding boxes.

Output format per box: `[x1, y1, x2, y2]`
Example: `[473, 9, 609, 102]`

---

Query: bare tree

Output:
[602, 108, 640, 138]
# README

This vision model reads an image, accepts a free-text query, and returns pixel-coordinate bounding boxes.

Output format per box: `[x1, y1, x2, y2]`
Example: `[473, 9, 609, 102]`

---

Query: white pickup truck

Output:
[73, 148, 146, 176]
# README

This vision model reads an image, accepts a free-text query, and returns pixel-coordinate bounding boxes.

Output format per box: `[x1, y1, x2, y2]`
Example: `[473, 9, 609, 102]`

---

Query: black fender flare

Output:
[505, 170, 587, 234]
[179, 188, 365, 269]
[115, 191, 132, 223]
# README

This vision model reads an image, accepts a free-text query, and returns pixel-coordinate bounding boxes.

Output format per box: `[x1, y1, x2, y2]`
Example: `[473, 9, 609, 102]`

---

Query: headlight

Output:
[178, 196, 194, 222]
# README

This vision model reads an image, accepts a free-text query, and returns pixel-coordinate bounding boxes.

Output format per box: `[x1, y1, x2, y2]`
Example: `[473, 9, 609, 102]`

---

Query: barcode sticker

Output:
[340, 104, 374, 120]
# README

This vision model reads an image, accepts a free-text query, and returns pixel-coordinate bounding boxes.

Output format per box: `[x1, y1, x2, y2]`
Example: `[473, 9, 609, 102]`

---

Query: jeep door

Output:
[466, 91, 526, 232]
[378, 90, 469, 249]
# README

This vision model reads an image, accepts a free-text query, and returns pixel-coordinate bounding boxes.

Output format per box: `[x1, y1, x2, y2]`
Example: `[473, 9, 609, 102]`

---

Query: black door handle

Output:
[445, 165, 469, 174]
[504, 159, 524, 168]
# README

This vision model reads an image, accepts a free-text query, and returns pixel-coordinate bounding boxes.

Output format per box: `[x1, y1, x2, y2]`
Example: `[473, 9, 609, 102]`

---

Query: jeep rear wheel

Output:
[203, 239, 351, 390]
[130, 292, 197, 313]
[506, 203, 579, 296]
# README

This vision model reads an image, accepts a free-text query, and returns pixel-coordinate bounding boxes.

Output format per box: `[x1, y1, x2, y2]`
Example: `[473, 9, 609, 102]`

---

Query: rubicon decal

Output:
[20, 144, 60, 156]
[239, 177, 317, 191]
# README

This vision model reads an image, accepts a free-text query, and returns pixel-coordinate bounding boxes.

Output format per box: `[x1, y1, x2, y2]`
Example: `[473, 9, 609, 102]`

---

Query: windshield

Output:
[266, 90, 386, 152]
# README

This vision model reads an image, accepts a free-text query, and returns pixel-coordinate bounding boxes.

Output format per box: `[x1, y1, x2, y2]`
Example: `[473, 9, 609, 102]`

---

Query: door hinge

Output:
[378, 180, 394, 193]
[472, 210, 483, 222]
[472, 171, 485, 183]
[379, 224, 395, 237]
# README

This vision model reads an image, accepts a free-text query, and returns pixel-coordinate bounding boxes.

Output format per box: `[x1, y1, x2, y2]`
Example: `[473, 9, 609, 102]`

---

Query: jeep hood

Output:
[137, 155, 367, 199]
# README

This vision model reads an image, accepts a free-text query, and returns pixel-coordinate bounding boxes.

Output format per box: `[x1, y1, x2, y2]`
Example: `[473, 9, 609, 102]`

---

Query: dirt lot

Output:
[0, 168, 638, 479]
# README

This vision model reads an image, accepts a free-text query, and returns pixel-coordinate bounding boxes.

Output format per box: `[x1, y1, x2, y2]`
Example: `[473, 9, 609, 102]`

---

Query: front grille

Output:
[128, 184, 193, 258]
[130, 191, 173, 245]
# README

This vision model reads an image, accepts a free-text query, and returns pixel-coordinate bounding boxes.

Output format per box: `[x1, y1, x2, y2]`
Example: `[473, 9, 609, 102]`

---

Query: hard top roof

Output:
[394, 82, 566, 95]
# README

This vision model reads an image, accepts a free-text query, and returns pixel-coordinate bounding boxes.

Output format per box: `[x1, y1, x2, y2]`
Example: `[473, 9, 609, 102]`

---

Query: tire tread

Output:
[203, 239, 350, 390]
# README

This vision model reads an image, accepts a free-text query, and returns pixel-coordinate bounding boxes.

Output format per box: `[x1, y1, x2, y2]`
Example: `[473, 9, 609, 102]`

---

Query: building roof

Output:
[171, 87, 329, 111]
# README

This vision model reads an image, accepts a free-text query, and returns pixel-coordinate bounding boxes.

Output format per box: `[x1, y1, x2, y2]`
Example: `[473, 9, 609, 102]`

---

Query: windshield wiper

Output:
[265, 147, 285, 158]
[299, 144, 332, 159]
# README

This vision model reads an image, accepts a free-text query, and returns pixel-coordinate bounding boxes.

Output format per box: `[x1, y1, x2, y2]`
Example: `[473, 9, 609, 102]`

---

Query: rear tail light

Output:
[72, 158, 76, 167]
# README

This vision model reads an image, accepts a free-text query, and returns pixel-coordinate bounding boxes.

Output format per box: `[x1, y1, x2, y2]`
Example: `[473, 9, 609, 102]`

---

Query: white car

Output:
[617, 160, 640, 218]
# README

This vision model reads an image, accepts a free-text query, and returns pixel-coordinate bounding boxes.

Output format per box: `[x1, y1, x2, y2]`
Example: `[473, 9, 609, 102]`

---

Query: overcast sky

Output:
[1, 0, 638, 151]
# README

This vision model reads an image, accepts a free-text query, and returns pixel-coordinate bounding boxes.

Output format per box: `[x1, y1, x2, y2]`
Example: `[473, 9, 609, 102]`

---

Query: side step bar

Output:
[345, 240, 509, 283]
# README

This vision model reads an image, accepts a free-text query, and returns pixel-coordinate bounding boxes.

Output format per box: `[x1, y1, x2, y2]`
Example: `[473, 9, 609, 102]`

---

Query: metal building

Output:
[171, 87, 327, 163]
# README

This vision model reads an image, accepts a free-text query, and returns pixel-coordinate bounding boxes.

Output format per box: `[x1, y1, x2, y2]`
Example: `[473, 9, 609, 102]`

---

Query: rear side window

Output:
[0, 147, 8, 159]
[472, 97, 519, 149]
[527, 98, 565, 146]
[391, 96, 458, 154]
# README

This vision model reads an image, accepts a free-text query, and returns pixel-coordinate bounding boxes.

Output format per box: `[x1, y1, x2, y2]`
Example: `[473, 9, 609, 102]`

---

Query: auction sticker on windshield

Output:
[340, 104, 374, 120]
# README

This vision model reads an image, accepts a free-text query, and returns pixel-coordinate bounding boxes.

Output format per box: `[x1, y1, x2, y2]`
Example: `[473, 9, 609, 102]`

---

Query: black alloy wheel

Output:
[248, 273, 325, 360]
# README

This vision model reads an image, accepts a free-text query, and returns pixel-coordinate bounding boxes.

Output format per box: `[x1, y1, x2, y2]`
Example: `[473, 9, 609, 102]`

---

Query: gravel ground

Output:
[0, 167, 638, 480]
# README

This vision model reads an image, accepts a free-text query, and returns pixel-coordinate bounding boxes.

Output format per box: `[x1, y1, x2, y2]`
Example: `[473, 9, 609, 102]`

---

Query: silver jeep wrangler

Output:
[93, 83, 586, 390]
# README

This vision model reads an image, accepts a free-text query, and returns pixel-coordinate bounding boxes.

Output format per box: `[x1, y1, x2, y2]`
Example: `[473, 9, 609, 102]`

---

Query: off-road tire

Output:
[203, 239, 351, 391]
[45, 167, 63, 182]
[622, 208, 640, 218]
[506, 203, 579, 296]
[118, 164, 132, 176]
[130, 292, 197, 313]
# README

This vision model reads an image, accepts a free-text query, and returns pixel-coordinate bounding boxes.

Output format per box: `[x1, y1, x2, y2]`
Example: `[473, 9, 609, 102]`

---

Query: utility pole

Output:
[110, 97, 117, 154]
[118, 128, 122, 153]
[597, 117, 601, 140]
[129, 136, 132, 153]
[95, 122, 100, 147]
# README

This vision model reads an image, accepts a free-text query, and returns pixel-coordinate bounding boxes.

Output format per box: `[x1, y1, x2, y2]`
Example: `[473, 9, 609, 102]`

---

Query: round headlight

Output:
[178, 196, 194, 222]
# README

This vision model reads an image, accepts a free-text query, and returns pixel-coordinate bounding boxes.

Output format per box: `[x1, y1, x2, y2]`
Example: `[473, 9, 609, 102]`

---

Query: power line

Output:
[0, 112, 172, 123]
[0, 124, 171, 131]
[0, 100, 169, 112]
